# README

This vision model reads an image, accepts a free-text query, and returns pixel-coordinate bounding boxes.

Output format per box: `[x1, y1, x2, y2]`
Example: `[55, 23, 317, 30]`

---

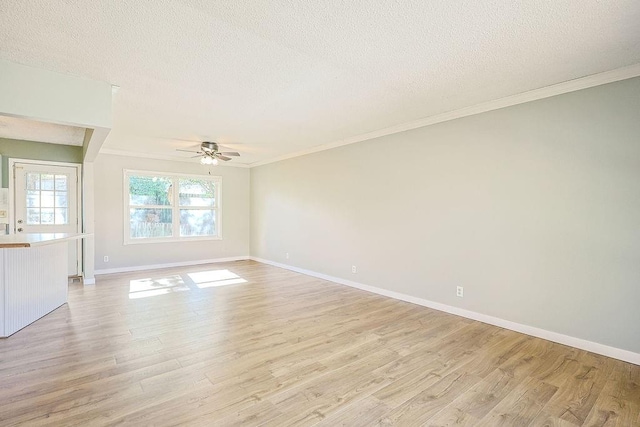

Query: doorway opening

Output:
[9, 159, 82, 277]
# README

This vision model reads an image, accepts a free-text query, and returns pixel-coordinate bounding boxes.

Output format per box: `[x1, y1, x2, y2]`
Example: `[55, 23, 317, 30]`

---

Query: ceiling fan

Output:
[176, 141, 240, 165]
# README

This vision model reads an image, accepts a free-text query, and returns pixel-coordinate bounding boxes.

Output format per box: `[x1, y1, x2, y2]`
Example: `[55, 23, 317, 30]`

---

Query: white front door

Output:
[13, 162, 81, 276]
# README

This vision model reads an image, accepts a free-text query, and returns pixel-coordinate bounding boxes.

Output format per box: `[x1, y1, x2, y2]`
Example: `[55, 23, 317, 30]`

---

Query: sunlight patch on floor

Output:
[188, 269, 248, 289]
[129, 275, 190, 299]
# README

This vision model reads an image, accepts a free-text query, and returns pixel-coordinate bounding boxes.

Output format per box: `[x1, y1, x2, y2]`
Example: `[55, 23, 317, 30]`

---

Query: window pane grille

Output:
[179, 179, 215, 207]
[129, 176, 172, 206]
[130, 208, 173, 238]
[25, 173, 69, 225]
[180, 209, 215, 236]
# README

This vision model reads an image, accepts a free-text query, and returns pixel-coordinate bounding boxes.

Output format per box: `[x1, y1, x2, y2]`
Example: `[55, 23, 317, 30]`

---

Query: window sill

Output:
[123, 236, 223, 245]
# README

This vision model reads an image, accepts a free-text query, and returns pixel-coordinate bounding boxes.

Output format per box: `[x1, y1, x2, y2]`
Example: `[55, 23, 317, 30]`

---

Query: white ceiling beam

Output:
[0, 59, 112, 159]
[0, 59, 112, 129]
[82, 127, 110, 162]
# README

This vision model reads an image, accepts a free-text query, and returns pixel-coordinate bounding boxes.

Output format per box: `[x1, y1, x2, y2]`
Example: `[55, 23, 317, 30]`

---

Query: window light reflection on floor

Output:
[129, 275, 190, 299]
[188, 269, 248, 289]
[128, 270, 248, 299]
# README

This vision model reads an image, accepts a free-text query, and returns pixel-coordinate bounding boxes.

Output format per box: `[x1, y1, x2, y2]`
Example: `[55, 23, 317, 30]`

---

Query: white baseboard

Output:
[94, 256, 250, 276]
[250, 256, 640, 366]
[82, 278, 96, 285]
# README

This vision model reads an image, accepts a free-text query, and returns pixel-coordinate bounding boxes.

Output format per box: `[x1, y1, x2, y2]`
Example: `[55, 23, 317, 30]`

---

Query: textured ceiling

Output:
[0, 115, 85, 146]
[1, 1, 639, 165]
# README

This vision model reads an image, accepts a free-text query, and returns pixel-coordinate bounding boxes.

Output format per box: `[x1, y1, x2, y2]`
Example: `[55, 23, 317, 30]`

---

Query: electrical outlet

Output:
[285, 252, 289, 260]
[456, 286, 463, 297]
[352, 265, 357, 274]
[104, 256, 109, 263]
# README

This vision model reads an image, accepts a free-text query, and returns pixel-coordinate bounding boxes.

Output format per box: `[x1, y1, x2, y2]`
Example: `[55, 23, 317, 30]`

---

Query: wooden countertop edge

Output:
[0, 242, 32, 248]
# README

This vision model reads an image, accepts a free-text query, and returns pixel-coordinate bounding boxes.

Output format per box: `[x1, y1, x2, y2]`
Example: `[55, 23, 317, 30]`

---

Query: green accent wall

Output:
[0, 138, 83, 187]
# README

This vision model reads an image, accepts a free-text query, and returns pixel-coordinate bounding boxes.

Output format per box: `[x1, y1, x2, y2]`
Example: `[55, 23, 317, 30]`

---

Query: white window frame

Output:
[123, 169, 222, 245]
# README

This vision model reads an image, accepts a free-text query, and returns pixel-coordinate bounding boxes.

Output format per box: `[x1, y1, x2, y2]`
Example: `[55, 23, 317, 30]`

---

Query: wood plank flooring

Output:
[0, 260, 637, 426]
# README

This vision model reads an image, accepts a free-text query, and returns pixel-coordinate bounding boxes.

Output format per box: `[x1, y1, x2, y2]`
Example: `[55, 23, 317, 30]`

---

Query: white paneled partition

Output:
[1, 242, 68, 337]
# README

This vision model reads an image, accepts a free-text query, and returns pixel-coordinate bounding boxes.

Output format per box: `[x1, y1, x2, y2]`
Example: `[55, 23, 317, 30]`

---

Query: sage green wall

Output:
[0, 138, 83, 187]
[250, 77, 640, 354]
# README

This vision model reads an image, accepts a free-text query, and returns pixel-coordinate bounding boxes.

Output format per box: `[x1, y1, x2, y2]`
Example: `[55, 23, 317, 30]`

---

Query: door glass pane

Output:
[180, 209, 215, 236]
[41, 208, 55, 225]
[27, 191, 40, 207]
[55, 192, 68, 207]
[26, 173, 40, 190]
[41, 190, 55, 207]
[27, 208, 40, 225]
[179, 179, 215, 207]
[55, 175, 68, 191]
[54, 208, 68, 224]
[41, 174, 54, 190]
[130, 208, 172, 238]
[129, 176, 172, 206]
[23, 172, 70, 226]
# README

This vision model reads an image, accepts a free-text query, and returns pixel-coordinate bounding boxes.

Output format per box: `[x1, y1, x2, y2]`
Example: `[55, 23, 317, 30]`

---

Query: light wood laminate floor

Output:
[0, 260, 638, 426]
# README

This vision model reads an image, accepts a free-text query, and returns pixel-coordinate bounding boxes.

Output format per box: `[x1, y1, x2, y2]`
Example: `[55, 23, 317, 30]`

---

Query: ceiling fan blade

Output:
[216, 155, 232, 161]
[191, 155, 202, 158]
[176, 149, 200, 153]
[219, 152, 240, 156]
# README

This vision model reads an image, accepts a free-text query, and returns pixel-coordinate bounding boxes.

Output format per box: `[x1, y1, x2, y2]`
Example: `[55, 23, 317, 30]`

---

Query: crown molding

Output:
[250, 63, 640, 168]
[98, 148, 251, 168]
[99, 64, 640, 169]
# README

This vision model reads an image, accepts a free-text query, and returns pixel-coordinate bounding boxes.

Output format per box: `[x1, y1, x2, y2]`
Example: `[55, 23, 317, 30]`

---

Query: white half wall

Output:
[94, 154, 250, 271]
[250, 77, 640, 355]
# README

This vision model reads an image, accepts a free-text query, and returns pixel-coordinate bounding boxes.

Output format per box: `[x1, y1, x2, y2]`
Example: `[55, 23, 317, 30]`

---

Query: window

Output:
[26, 172, 70, 225]
[124, 170, 221, 244]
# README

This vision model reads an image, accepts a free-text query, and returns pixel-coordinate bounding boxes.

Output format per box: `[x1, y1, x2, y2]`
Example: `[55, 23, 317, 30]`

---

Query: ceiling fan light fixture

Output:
[200, 156, 217, 165]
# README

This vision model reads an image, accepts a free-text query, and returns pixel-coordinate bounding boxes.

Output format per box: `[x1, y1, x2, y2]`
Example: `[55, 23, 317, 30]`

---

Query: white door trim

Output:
[8, 158, 83, 275]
